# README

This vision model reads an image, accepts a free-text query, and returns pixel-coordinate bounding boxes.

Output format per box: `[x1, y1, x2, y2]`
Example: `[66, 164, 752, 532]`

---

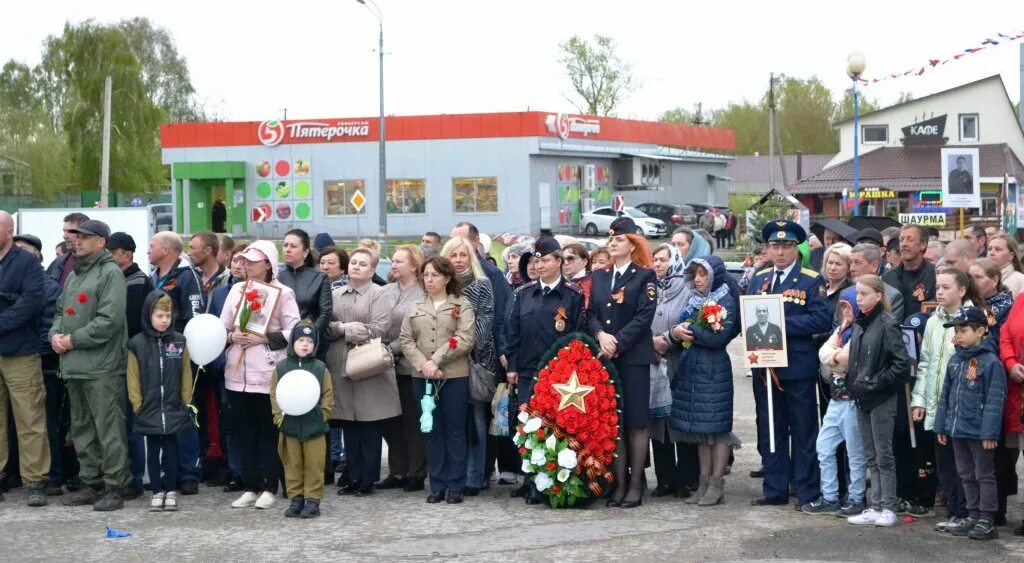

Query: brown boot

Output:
[698, 476, 724, 506]
[686, 475, 708, 505]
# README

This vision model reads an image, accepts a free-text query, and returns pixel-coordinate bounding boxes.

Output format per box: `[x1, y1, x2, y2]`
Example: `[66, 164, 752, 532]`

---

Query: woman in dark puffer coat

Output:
[669, 256, 740, 506]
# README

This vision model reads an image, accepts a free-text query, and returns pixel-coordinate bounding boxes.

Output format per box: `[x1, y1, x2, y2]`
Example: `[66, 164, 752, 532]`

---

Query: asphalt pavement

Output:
[0, 340, 1021, 561]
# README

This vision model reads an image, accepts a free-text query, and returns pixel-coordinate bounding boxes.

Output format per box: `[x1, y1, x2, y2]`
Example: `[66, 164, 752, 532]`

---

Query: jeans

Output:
[329, 426, 344, 463]
[857, 394, 898, 512]
[816, 399, 866, 503]
[953, 438, 998, 520]
[414, 377, 469, 494]
[466, 401, 488, 488]
[936, 439, 967, 518]
[176, 427, 200, 485]
[145, 434, 179, 494]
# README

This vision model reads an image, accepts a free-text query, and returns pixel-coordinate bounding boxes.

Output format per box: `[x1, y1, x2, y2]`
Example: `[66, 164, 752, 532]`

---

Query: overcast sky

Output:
[4, 0, 1022, 123]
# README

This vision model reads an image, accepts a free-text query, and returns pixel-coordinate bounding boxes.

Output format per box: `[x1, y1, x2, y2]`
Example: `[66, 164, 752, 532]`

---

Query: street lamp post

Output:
[357, 0, 387, 251]
[847, 52, 866, 217]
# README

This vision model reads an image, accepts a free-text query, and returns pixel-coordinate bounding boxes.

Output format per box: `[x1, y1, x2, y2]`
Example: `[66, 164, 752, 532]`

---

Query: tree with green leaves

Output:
[558, 34, 636, 116]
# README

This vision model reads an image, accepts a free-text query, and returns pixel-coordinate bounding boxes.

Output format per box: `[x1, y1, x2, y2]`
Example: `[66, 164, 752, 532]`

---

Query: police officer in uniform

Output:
[748, 220, 831, 507]
[588, 217, 658, 509]
[504, 236, 586, 504]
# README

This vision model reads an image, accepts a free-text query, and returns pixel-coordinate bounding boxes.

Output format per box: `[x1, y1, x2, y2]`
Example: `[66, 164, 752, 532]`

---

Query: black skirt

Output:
[616, 363, 650, 429]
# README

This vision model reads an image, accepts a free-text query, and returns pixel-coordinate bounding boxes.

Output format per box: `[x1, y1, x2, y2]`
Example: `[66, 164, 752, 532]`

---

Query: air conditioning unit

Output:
[583, 164, 596, 192]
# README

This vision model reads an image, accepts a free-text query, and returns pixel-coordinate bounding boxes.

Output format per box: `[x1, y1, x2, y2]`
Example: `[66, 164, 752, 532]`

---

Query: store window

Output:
[387, 179, 426, 214]
[862, 125, 888, 144]
[453, 177, 498, 213]
[323, 180, 366, 216]
[883, 198, 905, 218]
[959, 114, 979, 142]
[982, 196, 997, 216]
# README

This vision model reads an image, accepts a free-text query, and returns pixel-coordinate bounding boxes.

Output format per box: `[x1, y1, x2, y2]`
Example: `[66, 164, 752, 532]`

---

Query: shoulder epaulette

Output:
[515, 281, 538, 295]
[564, 281, 584, 294]
[756, 267, 772, 276]
[801, 268, 820, 279]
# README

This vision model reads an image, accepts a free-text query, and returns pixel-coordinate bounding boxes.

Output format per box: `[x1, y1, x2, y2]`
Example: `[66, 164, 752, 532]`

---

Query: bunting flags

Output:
[859, 30, 1024, 87]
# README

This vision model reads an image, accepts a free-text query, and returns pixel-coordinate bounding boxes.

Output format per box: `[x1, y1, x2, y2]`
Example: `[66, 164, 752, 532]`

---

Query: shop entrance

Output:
[172, 162, 246, 236]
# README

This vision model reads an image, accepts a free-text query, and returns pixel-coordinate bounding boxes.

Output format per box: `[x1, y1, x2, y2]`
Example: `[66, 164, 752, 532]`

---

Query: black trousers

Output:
[936, 439, 967, 518]
[994, 440, 1019, 522]
[651, 439, 698, 489]
[227, 390, 281, 494]
[380, 372, 426, 479]
[145, 434, 179, 494]
[43, 367, 79, 486]
[893, 391, 936, 506]
[342, 420, 382, 488]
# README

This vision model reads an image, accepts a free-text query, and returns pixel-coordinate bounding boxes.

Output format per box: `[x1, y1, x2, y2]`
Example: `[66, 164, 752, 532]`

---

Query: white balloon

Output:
[275, 369, 320, 416]
[183, 313, 227, 366]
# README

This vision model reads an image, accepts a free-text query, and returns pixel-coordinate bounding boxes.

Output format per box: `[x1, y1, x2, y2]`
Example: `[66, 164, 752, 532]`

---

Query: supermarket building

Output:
[159, 111, 735, 238]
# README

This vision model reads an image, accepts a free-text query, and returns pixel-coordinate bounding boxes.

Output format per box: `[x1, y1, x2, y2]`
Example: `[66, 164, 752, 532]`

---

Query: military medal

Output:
[612, 288, 625, 304]
[554, 306, 568, 332]
[913, 283, 925, 302]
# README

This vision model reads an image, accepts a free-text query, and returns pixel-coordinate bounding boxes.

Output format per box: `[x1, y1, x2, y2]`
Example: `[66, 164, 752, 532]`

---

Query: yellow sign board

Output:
[860, 188, 896, 199]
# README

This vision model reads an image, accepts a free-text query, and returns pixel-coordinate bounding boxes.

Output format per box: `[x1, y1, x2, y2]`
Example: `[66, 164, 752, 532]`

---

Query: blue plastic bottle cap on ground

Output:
[105, 525, 131, 539]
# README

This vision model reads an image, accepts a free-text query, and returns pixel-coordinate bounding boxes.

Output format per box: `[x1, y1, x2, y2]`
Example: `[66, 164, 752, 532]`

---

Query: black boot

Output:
[285, 496, 304, 518]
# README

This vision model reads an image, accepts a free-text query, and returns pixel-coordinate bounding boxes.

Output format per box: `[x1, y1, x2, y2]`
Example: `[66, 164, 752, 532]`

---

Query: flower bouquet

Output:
[514, 333, 621, 508]
[680, 300, 727, 349]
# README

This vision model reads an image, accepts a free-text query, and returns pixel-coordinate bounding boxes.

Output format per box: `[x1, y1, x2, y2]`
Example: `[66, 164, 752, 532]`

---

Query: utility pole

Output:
[100, 75, 112, 208]
[768, 74, 774, 192]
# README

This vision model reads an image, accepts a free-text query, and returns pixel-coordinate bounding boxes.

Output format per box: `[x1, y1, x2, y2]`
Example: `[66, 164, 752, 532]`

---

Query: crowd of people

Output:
[0, 210, 1022, 538]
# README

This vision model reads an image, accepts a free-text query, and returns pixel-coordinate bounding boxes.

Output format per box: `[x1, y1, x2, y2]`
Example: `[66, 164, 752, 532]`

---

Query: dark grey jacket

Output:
[277, 264, 332, 334]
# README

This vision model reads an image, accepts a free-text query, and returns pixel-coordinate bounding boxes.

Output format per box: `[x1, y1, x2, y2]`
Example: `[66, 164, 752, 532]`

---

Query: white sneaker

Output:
[848, 508, 881, 525]
[163, 491, 178, 511]
[149, 492, 165, 512]
[254, 491, 276, 510]
[231, 491, 258, 508]
[874, 509, 898, 527]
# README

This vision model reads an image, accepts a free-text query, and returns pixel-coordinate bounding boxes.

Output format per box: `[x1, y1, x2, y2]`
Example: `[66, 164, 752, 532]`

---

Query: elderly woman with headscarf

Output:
[669, 255, 741, 507]
[501, 243, 532, 289]
[649, 243, 699, 498]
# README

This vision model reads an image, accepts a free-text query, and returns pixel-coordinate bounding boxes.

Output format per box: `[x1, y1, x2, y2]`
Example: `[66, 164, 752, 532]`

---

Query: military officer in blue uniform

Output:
[504, 236, 586, 504]
[748, 220, 831, 507]
[587, 217, 658, 509]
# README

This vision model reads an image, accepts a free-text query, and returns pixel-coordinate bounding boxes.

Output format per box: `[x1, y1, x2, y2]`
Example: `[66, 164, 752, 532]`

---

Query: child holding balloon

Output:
[270, 323, 334, 518]
[127, 292, 195, 512]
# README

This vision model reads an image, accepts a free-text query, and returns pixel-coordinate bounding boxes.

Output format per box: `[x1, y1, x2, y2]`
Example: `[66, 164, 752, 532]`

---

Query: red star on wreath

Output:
[747, 352, 759, 365]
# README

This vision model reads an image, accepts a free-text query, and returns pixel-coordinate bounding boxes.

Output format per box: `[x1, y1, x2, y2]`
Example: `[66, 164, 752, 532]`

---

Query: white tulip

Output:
[517, 410, 530, 424]
[557, 468, 571, 483]
[545, 434, 557, 450]
[523, 417, 542, 433]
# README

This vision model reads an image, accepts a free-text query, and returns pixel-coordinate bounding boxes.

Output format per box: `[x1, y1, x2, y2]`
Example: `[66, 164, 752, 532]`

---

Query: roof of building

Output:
[789, 144, 1024, 194]
[726, 154, 833, 190]
[161, 111, 736, 152]
[833, 75, 1008, 126]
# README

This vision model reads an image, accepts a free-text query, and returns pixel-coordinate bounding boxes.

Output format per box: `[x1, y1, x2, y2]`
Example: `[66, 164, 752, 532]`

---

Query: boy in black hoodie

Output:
[127, 292, 194, 512]
[271, 323, 334, 518]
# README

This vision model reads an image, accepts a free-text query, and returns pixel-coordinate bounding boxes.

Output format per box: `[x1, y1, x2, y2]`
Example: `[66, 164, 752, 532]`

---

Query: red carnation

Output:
[551, 485, 561, 494]
[448, 337, 458, 350]
[451, 306, 460, 320]
[518, 446, 527, 455]
[76, 293, 88, 303]
[517, 427, 525, 435]
[536, 428, 545, 439]
[65, 307, 76, 316]
[250, 300, 262, 311]
[546, 461, 557, 471]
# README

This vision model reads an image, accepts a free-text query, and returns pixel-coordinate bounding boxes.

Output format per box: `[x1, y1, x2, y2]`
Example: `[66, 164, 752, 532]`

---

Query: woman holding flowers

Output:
[400, 256, 477, 504]
[220, 240, 301, 510]
[669, 255, 741, 506]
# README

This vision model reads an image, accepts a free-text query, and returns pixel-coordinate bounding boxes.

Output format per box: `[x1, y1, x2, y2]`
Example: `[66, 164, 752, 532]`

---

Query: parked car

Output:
[634, 203, 697, 228]
[687, 203, 730, 215]
[580, 206, 667, 238]
[150, 204, 173, 232]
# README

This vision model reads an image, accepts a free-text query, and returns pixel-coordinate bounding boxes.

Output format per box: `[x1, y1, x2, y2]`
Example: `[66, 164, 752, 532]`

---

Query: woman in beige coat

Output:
[326, 248, 398, 496]
[400, 255, 477, 504]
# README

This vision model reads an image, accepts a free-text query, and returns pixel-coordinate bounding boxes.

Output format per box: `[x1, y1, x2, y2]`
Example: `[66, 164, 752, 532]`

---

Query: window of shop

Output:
[323, 180, 367, 216]
[862, 125, 888, 144]
[959, 114, 979, 142]
[453, 177, 498, 213]
[883, 198, 906, 218]
[386, 179, 426, 214]
[982, 196, 997, 216]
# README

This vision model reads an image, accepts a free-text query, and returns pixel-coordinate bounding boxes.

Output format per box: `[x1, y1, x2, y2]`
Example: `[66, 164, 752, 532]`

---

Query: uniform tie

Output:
[772, 270, 784, 293]
[612, 270, 621, 291]
[542, 286, 551, 297]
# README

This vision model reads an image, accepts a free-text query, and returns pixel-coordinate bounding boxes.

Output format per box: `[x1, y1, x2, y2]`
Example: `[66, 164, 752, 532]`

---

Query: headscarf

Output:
[683, 233, 712, 265]
[678, 257, 730, 323]
[656, 245, 688, 305]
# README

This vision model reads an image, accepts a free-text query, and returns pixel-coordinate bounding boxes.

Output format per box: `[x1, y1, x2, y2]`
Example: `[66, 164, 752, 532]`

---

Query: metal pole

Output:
[852, 76, 860, 217]
[768, 74, 774, 192]
[377, 21, 387, 253]
[100, 75, 112, 207]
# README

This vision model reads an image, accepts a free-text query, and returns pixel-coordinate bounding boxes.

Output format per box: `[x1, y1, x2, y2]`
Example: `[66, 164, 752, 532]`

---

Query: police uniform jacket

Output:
[587, 263, 658, 366]
[747, 263, 831, 380]
[505, 277, 586, 374]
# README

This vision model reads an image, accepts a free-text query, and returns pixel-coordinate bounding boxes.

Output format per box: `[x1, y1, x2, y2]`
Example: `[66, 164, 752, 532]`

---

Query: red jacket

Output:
[998, 295, 1024, 434]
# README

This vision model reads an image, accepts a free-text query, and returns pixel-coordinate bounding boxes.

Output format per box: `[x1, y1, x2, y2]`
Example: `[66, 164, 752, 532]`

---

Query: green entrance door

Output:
[173, 162, 246, 236]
